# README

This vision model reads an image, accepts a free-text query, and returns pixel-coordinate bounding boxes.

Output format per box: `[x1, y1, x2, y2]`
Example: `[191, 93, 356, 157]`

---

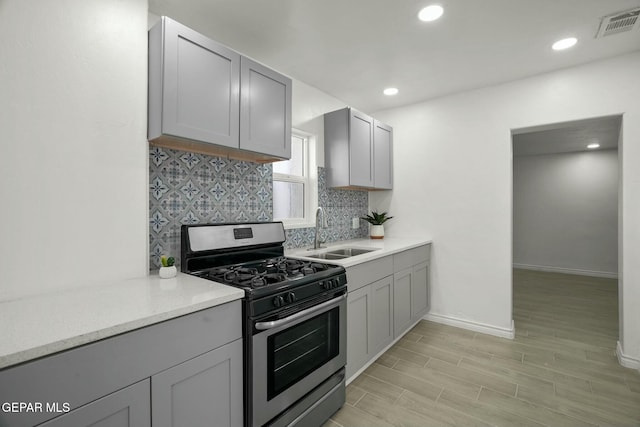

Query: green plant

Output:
[360, 211, 393, 225]
[160, 255, 175, 267]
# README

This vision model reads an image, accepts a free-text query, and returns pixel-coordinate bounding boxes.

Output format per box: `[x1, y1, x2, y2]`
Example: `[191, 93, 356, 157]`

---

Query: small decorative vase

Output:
[159, 265, 177, 279]
[370, 224, 385, 239]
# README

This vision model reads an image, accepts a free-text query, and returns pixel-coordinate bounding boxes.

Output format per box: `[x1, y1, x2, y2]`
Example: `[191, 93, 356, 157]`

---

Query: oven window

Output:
[267, 307, 340, 400]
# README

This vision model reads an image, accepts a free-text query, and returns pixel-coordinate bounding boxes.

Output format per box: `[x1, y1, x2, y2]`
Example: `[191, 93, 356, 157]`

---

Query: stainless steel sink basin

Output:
[304, 247, 379, 260]
[326, 248, 377, 257]
[306, 252, 350, 260]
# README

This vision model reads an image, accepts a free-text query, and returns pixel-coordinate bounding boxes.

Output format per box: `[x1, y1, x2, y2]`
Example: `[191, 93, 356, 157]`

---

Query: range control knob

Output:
[286, 292, 296, 303]
[321, 281, 329, 290]
[273, 295, 285, 307]
[329, 279, 336, 288]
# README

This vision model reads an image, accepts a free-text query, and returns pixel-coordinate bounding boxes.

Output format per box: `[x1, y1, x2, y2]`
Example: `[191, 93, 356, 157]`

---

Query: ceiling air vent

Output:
[595, 8, 640, 38]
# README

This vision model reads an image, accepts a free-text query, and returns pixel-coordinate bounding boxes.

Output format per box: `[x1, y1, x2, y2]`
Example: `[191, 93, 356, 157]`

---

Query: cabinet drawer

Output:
[346, 256, 393, 292]
[393, 245, 431, 272]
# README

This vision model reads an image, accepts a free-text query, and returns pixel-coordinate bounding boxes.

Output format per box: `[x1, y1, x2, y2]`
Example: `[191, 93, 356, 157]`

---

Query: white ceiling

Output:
[148, 0, 640, 113]
[512, 115, 621, 156]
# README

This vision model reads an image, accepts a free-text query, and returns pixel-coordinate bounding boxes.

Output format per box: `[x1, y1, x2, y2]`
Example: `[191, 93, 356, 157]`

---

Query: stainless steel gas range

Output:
[181, 222, 346, 427]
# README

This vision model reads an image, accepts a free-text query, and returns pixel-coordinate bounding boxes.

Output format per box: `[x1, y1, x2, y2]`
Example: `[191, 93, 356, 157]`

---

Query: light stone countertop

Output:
[1, 238, 431, 371]
[0, 273, 244, 370]
[286, 237, 432, 267]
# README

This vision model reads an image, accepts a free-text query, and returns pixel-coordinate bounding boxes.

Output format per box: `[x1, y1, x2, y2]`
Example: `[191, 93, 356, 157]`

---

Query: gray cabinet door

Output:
[393, 268, 413, 338]
[373, 120, 393, 189]
[411, 262, 430, 321]
[370, 276, 394, 355]
[39, 380, 150, 427]
[348, 109, 374, 187]
[346, 285, 371, 380]
[151, 339, 243, 427]
[150, 17, 240, 148]
[240, 56, 292, 158]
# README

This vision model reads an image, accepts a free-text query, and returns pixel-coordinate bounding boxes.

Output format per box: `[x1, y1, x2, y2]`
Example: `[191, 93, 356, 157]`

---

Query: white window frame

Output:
[273, 129, 318, 229]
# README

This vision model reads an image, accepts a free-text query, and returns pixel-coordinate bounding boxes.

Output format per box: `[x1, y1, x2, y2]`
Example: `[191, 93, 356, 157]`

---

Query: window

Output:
[273, 130, 317, 228]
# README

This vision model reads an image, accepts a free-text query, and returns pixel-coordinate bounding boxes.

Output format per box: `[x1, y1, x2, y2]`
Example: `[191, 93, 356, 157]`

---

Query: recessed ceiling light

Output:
[552, 37, 578, 51]
[418, 5, 444, 22]
[383, 87, 399, 96]
[587, 143, 600, 149]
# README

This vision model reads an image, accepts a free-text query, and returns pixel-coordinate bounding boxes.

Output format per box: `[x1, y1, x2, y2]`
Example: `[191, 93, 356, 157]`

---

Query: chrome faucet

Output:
[314, 207, 328, 249]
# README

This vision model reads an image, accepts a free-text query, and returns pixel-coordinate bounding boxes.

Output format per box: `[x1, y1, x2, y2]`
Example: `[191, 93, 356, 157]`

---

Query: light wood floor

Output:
[325, 269, 640, 427]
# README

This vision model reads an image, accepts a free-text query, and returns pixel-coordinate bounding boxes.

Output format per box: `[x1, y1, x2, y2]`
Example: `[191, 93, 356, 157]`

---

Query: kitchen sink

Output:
[306, 252, 350, 260]
[305, 247, 379, 260]
[326, 248, 377, 257]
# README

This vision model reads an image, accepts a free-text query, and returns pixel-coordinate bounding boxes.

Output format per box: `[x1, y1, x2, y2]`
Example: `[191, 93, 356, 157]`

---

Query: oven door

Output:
[251, 293, 346, 427]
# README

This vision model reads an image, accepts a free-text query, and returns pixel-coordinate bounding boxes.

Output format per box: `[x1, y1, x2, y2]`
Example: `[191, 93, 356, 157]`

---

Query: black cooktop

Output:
[205, 257, 336, 288]
[181, 223, 346, 301]
[191, 256, 344, 297]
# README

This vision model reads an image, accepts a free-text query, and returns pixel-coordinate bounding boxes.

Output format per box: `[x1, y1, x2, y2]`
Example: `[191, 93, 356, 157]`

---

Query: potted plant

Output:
[159, 255, 177, 279]
[360, 211, 393, 239]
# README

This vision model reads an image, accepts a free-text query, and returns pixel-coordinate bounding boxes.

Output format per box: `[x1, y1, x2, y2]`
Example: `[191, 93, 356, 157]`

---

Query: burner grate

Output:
[205, 257, 340, 289]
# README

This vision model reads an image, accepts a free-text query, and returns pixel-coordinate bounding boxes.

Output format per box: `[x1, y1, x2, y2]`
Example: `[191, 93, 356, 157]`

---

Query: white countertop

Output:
[1, 238, 431, 371]
[286, 237, 432, 267]
[0, 273, 244, 370]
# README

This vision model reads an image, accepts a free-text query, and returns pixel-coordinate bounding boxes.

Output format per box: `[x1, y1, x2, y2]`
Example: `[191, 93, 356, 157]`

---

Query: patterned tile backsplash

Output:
[149, 146, 368, 269]
[284, 168, 369, 249]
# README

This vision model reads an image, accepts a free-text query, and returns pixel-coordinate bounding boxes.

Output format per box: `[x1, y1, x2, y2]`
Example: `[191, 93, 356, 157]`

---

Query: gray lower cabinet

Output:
[324, 107, 393, 190]
[393, 262, 430, 338]
[411, 262, 430, 320]
[38, 380, 150, 427]
[393, 247, 431, 339]
[148, 16, 291, 162]
[152, 339, 243, 427]
[346, 275, 394, 380]
[393, 267, 413, 338]
[345, 244, 431, 381]
[0, 301, 242, 427]
[370, 276, 394, 354]
[346, 285, 371, 380]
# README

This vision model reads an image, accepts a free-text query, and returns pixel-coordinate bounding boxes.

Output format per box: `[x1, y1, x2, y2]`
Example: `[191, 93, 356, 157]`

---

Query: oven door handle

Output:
[254, 294, 346, 331]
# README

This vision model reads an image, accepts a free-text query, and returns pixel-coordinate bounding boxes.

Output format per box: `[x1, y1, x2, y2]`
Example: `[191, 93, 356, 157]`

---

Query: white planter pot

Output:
[370, 224, 385, 239]
[159, 265, 177, 279]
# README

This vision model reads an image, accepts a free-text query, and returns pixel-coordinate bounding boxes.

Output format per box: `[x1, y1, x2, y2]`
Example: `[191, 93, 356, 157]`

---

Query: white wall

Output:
[0, 2, 346, 302]
[371, 52, 640, 362]
[291, 80, 348, 168]
[513, 150, 618, 277]
[0, 0, 149, 300]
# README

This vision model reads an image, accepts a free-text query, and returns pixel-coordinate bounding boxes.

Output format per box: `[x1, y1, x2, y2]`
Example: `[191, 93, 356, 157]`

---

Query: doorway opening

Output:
[510, 115, 622, 355]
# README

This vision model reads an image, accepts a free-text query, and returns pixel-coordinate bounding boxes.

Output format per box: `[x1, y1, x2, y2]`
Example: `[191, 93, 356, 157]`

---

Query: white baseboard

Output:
[423, 313, 515, 339]
[513, 263, 618, 279]
[617, 341, 640, 371]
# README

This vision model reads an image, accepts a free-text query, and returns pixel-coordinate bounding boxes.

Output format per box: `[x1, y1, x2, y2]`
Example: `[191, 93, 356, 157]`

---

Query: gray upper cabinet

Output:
[373, 120, 393, 189]
[324, 107, 393, 190]
[240, 57, 292, 159]
[148, 17, 240, 149]
[349, 109, 375, 187]
[148, 16, 291, 163]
